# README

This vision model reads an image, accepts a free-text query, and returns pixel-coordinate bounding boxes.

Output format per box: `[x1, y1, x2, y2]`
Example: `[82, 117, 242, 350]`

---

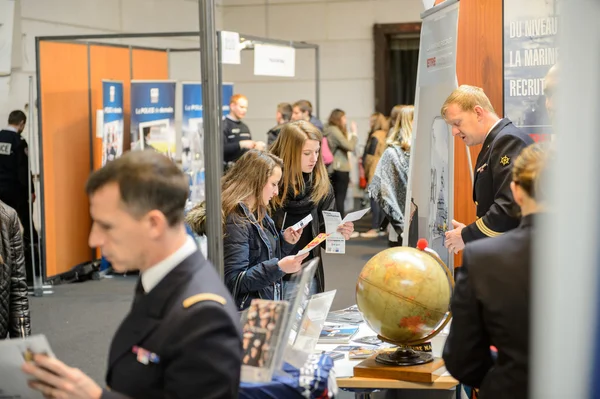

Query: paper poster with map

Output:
[403, 0, 458, 271]
[428, 117, 451, 267]
[503, 0, 559, 140]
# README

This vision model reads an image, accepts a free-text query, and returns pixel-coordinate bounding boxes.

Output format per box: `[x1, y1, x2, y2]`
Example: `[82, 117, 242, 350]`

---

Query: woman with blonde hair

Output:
[360, 112, 390, 238]
[368, 105, 414, 246]
[323, 108, 358, 216]
[186, 149, 308, 310]
[443, 143, 550, 399]
[270, 121, 354, 297]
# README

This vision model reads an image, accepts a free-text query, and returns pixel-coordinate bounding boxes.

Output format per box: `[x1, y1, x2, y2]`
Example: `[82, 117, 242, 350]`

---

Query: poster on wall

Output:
[101, 80, 124, 166]
[503, 0, 559, 141]
[130, 80, 176, 157]
[402, 0, 459, 270]
[181, 82, 234, 202]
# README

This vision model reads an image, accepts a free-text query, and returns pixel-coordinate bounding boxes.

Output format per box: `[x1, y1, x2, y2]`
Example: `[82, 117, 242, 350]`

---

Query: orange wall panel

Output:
[39, 42, 92, 277]
[131, 49, 169, 80]
[452, 0, 504, 266]
[90, 45, 131, 171]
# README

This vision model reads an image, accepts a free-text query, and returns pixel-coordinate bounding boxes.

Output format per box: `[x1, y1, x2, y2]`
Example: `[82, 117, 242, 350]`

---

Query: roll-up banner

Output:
[402, 0, 459, 270]
[181, 82, 234, 202]
[130, 80, 176, 157]
[101, 80, 124, 166]
[503, 0, 559, 141]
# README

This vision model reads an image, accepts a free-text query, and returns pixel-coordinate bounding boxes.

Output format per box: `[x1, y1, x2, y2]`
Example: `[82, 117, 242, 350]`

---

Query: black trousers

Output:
[331, 170, 350, 217]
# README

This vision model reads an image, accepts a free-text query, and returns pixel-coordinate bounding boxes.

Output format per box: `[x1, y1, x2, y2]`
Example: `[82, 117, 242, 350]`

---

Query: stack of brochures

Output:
[325, 305, 364, 324]
[318, 325, 360, 344]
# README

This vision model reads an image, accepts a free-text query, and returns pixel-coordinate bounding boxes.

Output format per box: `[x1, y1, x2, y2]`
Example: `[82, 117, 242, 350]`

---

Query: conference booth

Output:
[31, 31, 321, 291]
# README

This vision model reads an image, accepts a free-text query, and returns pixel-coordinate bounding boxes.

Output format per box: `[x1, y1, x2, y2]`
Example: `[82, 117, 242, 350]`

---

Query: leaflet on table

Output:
[290, 214, 312, 232]
[296, 233, 330, 256]
[0, 334, 55, 399]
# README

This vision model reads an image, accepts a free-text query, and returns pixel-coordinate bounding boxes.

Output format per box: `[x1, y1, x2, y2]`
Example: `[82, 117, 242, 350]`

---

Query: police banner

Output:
[101, 80, 124, 166]
[130, 80, 176, 157]
[503, 0, 558, 140]
[181, 82, 234, 201]
[402, 0, 459, 269]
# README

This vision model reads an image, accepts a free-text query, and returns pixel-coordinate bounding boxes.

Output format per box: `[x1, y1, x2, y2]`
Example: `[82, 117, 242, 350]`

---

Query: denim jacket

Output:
[223, 203, 293, 310]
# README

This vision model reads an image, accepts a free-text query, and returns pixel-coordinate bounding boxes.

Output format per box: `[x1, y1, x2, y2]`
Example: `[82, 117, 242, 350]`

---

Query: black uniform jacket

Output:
[461, 119, 533, 243]
[0, 129, 32, 203]
[101, 250, 242, 399]
[443, 213, 537, 399]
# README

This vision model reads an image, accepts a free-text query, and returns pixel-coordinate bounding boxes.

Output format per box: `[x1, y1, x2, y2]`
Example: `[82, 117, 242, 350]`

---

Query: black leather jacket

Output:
[0, 200, 31, 338]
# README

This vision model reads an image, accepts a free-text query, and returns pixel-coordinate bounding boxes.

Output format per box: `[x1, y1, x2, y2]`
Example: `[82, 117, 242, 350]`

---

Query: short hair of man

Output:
[86, 151, 189, 227]
[277, 103, 292, 123]
[293, 100, 313, 116]
[441, 85, 497, 118]
[230, 94, 247, 105]
[8, 110, 26, 125]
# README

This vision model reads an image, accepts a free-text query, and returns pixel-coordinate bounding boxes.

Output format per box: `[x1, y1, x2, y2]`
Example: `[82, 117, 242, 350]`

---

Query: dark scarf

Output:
[281, 173, 315, 217]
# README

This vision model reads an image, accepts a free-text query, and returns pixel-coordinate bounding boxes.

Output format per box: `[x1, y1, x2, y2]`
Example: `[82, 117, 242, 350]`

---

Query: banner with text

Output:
[130, 80, 176, 157]
[181, 82, 234, 201]
[402, 0, 459, 270]
[101, 80, 124, 166]
[504, 0, 559, 140]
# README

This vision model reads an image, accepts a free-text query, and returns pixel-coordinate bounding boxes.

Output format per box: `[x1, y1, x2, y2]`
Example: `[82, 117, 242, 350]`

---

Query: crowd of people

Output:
[0, 75, 555, 398]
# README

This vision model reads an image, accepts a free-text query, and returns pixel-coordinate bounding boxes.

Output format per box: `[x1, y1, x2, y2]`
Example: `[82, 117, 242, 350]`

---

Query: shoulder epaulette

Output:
[182, 293, 226, 308]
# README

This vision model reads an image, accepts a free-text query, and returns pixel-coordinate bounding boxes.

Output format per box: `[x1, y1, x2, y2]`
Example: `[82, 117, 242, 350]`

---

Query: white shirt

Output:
[141, 236, 198, 293]
[484, 118, 504, 142]
[4, 126, 18, 133]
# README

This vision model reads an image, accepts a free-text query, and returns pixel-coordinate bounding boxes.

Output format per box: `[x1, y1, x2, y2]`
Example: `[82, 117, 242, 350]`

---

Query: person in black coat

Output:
[269, 121, 354, 296]
[443, 143, 550, 399]
[441, 85, 534, 254]
[0, 199, 31, 339]
[266, 102, 292, 147]
[23, 151, 242, 399]
[187, 150, 307, 310]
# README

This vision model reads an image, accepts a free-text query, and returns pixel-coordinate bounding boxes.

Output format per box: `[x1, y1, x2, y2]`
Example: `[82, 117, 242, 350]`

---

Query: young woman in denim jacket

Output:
[187, 150, 308, 310]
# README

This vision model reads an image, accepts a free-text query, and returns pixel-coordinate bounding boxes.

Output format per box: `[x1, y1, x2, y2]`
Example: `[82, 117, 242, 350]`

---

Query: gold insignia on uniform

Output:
[500, 155, 510, 166]
[476, 219, 503, 237]
[183, 293, 226, 308]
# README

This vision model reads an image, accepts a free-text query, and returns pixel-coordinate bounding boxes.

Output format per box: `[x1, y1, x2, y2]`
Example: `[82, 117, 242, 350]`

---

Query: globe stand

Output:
[375, 345, 434, 367]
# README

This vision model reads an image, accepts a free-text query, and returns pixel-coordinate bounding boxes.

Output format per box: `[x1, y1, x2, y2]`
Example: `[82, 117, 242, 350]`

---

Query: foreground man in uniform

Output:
[442, 85, 533, 253]
[23, 151, 242, 399]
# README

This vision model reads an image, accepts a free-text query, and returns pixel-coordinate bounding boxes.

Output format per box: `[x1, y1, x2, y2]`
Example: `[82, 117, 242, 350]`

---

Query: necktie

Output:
[133, 279, 145, 305]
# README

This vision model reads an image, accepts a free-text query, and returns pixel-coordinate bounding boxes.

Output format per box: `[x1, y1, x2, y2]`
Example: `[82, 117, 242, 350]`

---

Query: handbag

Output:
[232, 270, 250, 311]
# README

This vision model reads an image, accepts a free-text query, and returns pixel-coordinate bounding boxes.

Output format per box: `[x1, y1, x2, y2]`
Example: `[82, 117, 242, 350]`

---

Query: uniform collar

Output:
[141, 236, 197, 293]
[4, 126, 18, 133]
[482, 118, 511, 149]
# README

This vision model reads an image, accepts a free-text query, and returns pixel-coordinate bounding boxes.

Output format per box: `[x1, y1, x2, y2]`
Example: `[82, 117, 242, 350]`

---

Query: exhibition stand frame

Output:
[33, 31, 320, 292]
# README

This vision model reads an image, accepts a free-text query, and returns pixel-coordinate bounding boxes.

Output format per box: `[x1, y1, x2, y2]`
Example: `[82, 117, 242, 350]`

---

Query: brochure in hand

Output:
[0, 334, 55, 399]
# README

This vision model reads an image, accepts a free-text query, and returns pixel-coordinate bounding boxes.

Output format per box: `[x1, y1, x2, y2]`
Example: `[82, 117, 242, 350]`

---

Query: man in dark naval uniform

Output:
[442, 85, 533, 254]
[443, 143, 549, 399]
[23, 151, 242, 399]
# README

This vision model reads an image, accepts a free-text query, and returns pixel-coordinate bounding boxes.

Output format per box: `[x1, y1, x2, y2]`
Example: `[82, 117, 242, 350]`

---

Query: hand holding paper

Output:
[283, 226, 304, 245]
[336, 222, 354, 240]
[23, 354, 103, 399]
[280, 253, 309, 273]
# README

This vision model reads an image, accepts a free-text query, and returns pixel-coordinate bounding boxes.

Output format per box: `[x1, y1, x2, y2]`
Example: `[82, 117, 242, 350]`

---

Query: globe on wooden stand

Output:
[353, 239, 454, 381]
